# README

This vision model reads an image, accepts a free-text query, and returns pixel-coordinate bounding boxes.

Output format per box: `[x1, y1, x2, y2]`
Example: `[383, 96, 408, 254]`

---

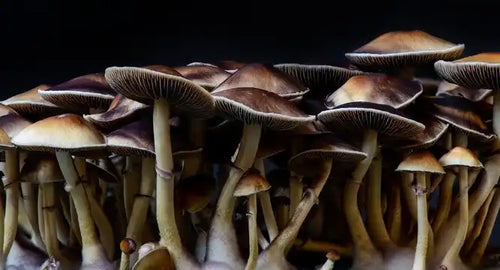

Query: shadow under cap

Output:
[317, 102, 425, 137]
[435, 53, 500, 90]
[20, 153, 64, 184]
[325, 74, 423, 109]
[436, 81, 492, 102]
[212, 87, 315, 130]
[104, 66, 215, 118]
[346, 30, 464, 68]
[212, 63, 309, 99]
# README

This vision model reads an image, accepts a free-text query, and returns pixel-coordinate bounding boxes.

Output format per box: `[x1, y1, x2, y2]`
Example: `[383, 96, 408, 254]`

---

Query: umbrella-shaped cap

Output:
[213, 63, 309, 98]
[396, 151, 445, 174]
[234, 170, 271, 197]
[435, 53, 500, 89]
[106, 118, 154, 158]
[436, 81, 492, 102]
[175, 65, 230, 91]
[213, 87, 315, 130]
[439, 146, 483, 168]
[105, 66, 214, 117]
[12, 114, 106, 154]
[2, 85, 69, 119]
[346, 30, 464, 68]
[325, 74, 423, 109]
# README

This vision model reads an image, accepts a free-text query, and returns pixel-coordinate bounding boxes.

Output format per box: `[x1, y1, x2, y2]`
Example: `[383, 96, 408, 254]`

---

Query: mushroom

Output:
[233, 170, 271, 270]
[174, 65, 231, 92]
[105, 65, 214, 269]
[319, 251, 340, 270]
[345, 30, 464, 77]
[436, 81, 492, 102]
[396, 151, 445, 270]
[209, 87, 314, 267]
[133, 242, 174, 270]
[120, 238, 137, 270]
[11, 114, 113, 269]
[438, 146, 483, 270]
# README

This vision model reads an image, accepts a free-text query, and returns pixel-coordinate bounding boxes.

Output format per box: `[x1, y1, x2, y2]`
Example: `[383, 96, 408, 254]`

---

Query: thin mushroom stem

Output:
[412, 172, 429, 270]
[74, 157, 114, 260]
[463, 189, 494, 255]
[493, 89, 500, 137]
[319, 257, 336, 270]
[386, 180, 402, 245]
[441, 167, 469, 268]
[42, 182, 68, 265]
[254, 158, 278, 241]
[432, 172, 455, 233]
[55, 151, 111, 269]
[344, 130, 381, 266]
[366, 151, 394, 249]
[123, 156, 141, 221]
[467, 189, 500, 266]
[20, 182, 45, 249]
[257, 228, 269, 250]
[38, 185, 45, 246]
[55, 206, 69, 246]
[119, 157, 155, 270]
[208, 123, 261, 267]
[69, 193, 82, 247]
[245, 194, 258, 270]
[289, 173, 303, 220]
[3, 149, 19, 260]
[153, 99, 197, 269]
[402, 172, 418, 222]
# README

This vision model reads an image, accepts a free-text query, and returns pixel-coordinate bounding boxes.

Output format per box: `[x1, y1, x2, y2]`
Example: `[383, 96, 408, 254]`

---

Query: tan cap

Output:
[396, 151, 445, 174]
[439, 146, 483, 168]
[234, 170, 271, 197]
[2, 85, 69, 119]
[325, 74, 423, 109]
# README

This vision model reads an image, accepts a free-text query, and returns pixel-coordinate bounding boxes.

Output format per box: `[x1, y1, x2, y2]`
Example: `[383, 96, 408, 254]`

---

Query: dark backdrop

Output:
[1, 0, 500, 248]
[1, 0, 500, 97]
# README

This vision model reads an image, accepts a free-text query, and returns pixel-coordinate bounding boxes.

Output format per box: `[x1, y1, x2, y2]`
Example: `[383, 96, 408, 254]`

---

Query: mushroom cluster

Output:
[0, 30, 499, 270]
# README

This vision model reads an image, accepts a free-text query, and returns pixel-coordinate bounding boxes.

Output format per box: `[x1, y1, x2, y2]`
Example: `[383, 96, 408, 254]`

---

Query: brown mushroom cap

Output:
[346, 30, 464, 68]
[318, 102, 425, 137]
[395, 115, 449, 150]
[325, 74, 423, 109]
[435, 53, 500, 89]
[0, 112, 32, 150]
[105, 66, 214, 117]
[439, 146, 483, 168]
[134, 243, 174, 270]
[273, 63, 363, 97]
[84, 94, 150, 131]
[212, 87, 315, 130]
[234, 171, 271, 197]
[174, 65, 230, 91]
[120, 238, 137, 255]
[11, 114, 106, 154]
[20, 153, 64, 184]
[212, 63, 309, 98]
[39, 73, 116, 112]
[396, 151, 445, 174]
[436, 81, 492, 102]
[424, 96, 494, 141]
[106, 118, 154, 158]
[2, 85, 69, 119]
[288, 134, 367, 168]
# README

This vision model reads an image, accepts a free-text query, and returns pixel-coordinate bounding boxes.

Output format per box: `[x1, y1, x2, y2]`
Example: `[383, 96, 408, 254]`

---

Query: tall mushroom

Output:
[396, 151, 445, 270]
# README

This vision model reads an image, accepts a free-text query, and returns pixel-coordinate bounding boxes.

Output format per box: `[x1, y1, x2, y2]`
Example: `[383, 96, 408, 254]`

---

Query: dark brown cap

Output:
[11, 114, 106, 154]
[396, 151, 445, 174]
[318, 102, 425, 137]
[325, 74, 423, 109]
[435, 53, 500, 89]
[274, 63, 363, 98]
[105, 66, 214, 117]
[175, 65, 230, 91]
[84, 94, 150, 131]
[436, 81, 492, 102]
[39, 73, 116, 112]
[212, 87, 315, 130]
[346, 30, 464, 68]
[212, 63, 309, 99]
[2, 85, 69, 119]
[106, 118, 154, 157]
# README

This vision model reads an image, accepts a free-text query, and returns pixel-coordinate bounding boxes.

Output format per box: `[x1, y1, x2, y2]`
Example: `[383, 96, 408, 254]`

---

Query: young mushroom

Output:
[396, 151, 445, 270]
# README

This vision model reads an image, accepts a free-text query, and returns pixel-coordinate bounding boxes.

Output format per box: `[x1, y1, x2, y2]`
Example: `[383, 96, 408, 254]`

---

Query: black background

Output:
[1, 0, 500, 97]
[0, 0, 500, 254]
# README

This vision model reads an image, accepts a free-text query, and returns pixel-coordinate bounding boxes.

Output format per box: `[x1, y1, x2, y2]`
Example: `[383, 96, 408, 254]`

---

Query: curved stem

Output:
[119, 157, 155, 270]
[412, 172, 429, 270]
[467, 189, 500, 266]
[208, 124, 261, 267]
[402, 172, 418, 222]
[245, 194, 258, 270]
[3, 149, 19, 259]
[432, 172, 455, 233]
[386, 180, 402, 245]
[69, 195, 81, 247]
[154, 99, 197, 269]
[20, 182, 44, 250]
[55, 206, 69, 247]
[43, 182, 68, 265]
[344, 130, 379, 266]
[289, 173, 303, 219]
[123, 156, 141, 221]
[463, 189, 494, 255]
[366, 152, 393, 249]
[55, 151, 111, 268]
[254, 159, 278, 241]
[441, 167, 468, 268]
